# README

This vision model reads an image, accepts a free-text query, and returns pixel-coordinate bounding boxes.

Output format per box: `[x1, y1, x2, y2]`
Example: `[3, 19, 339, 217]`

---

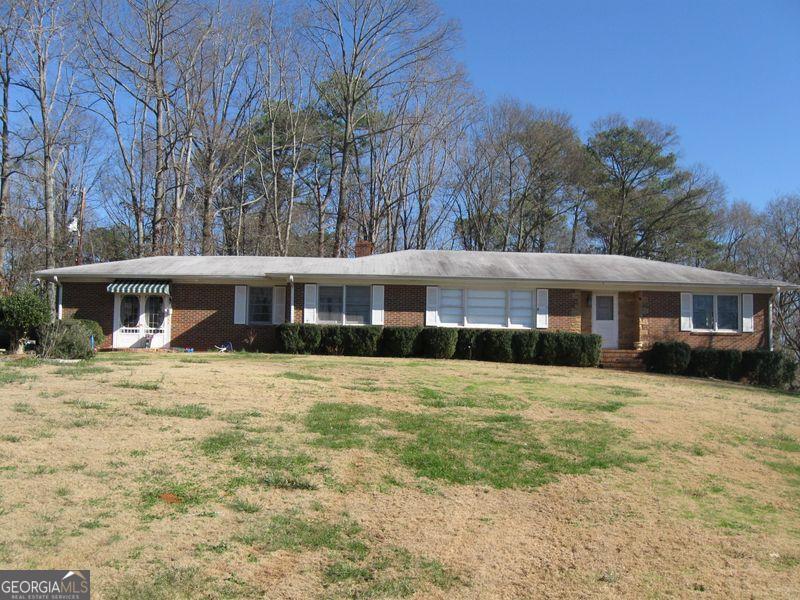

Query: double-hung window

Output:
[692, 294, 739, 332]
[248, 287, 273, 324]
[318, 285, 371, 325]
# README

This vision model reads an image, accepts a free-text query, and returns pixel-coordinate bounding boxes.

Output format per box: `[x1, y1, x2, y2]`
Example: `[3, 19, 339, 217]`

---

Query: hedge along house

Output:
[35, 250, 796, 364]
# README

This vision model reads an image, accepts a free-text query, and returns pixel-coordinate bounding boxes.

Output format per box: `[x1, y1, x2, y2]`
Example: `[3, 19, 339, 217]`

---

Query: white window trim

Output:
[317, 284, 373, 326]
[691, 293, 741, 333]
[432, 287, 545, 330]
[247, 286, 274, 325]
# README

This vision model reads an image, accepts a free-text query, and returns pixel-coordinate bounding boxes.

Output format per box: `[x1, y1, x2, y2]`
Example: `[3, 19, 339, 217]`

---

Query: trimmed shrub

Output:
[454, 329, 480, 360]
[75, 318, 105, 348]
[39, 320, 94, 360]
[343, 326, 382, 356]
[644, 341, 691, 374]
[379, 326, 421, 357]
[478, 329, 514, 362]
[741, 350, 798, 388]
[419, 327, 457, 359]
[579, 334, 603, 367]
[276, 323, 302, 353]
[535, 331, 595, 366]
[318, 326, 346, 355]
[511, 330, 539, 364]
[298, 324, 323, 353]
[276, 323, 322, 354]
[536, 331, 560, 366]
[689, 348, 742, 380]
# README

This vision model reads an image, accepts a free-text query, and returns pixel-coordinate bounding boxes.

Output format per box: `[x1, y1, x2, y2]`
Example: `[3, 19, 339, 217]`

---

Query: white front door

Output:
[592, 292, 618, 349]
[112, 294, 171, 349]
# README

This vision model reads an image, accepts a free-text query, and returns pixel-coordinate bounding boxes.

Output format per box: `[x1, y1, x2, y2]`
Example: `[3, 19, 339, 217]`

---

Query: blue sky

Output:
[437, 0, 800, 208]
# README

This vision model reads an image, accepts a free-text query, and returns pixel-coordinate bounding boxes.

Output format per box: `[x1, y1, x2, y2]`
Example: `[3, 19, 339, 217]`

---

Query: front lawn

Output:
[0, 353, 798, 598]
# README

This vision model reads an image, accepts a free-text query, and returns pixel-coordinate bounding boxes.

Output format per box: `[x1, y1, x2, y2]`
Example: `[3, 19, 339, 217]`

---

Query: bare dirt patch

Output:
[0, 352, 798, 598]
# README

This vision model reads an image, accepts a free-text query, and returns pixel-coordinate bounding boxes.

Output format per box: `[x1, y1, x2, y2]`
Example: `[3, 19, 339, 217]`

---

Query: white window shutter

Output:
[742, 294, 754, 332]
[425, 286, 439, 326]
[234, 286, 248, 325]
[57, 284, 63, 320]
[303, 284, 317, 324]
[371, 285, 384, 326]
[535, 288, 549, 329]
[680, 292, 692, 331]
[272, 286, 286, 324]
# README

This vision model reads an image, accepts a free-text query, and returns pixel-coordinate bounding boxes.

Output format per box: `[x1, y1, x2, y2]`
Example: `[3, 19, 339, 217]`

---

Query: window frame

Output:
[316, 285, 373, 326]
[248, 286, 274, 325]
[691, 293, 740, 333]
[434, 287, 543, 330]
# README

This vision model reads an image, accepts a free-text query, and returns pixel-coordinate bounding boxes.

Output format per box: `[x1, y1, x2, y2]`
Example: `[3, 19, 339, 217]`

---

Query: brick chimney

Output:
[354, 239, 374, 257]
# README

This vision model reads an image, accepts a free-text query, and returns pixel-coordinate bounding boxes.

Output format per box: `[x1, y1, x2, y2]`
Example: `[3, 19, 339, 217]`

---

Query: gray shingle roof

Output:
[34, 250, 796, 290]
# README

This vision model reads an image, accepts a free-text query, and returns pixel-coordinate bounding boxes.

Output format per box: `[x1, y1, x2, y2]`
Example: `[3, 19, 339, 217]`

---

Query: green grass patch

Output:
[560, 399, 626, 413]
[0, 370, 33, 385]
[754, 433, 800, 453]
[143, 404, 211, 419]
[199, 430, 246, 456]
[3, 358, 41, 368]
[106, 565, 256, 599]
[140, 479, 211, 511]
[237, 513, 461, 598]
[64, 399, 107, 410]
[177, 357, 210, 364]
[218, 409, 262, 426]
[262, 472, 317, 490]
[201, 428, 317, 491]
[415, 381, 529, 410]
[115, 379, 162, 391]
[277, 371, 332, 382]
[12, 402, 35, 415]
[53, 364, 113, 378]
[306, 402, 645, 489]
[229, 498, 261, 513]
[0, 435, 21, 443]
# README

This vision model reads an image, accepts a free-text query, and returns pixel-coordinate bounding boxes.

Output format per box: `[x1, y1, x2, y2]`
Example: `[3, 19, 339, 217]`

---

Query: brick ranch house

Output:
[35, 250, 796, 364]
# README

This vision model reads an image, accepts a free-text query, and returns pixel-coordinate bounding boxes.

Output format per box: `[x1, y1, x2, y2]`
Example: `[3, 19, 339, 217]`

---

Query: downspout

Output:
[53, 275, 62, 321]
[770, 288, 778, 351]
[289, 275, 295, 324]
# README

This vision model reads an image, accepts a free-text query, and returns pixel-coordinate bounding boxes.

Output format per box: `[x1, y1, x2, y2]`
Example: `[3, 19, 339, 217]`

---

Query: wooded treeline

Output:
[0, 0, 797, 355]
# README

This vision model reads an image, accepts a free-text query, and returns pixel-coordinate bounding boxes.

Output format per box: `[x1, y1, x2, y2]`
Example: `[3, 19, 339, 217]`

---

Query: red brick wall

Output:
[170, 284, 275, 351]
[385, 285, 425, 326]
[618, 292, 641, 349]
[61, 282, 772, 353]
[579, 292, 592, 335]
[61, 283, 114, 349]
[640, 291, 770, 350]
[549, 289, 581, 333]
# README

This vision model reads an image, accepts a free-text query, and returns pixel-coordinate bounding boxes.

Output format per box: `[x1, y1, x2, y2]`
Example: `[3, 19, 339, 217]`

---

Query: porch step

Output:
[600, 349, 646, 371]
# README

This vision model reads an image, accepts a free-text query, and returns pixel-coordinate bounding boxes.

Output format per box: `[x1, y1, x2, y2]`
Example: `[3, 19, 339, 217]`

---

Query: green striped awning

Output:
[107, 280, 170, 295]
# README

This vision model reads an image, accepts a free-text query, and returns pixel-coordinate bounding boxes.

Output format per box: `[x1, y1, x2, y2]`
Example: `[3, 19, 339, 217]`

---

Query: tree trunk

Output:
[153, 94, 165, 253]
[332, 110, 352, 257]
[201, 182, 214, 255]
[0, 59, 9, 278]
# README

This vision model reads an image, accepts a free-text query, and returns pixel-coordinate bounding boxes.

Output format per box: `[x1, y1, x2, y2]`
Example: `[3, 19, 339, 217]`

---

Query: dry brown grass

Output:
[0, 352, 799, 599]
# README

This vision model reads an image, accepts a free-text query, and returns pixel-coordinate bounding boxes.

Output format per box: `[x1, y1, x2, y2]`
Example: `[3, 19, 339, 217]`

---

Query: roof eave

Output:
[36, 270, 790, 292]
